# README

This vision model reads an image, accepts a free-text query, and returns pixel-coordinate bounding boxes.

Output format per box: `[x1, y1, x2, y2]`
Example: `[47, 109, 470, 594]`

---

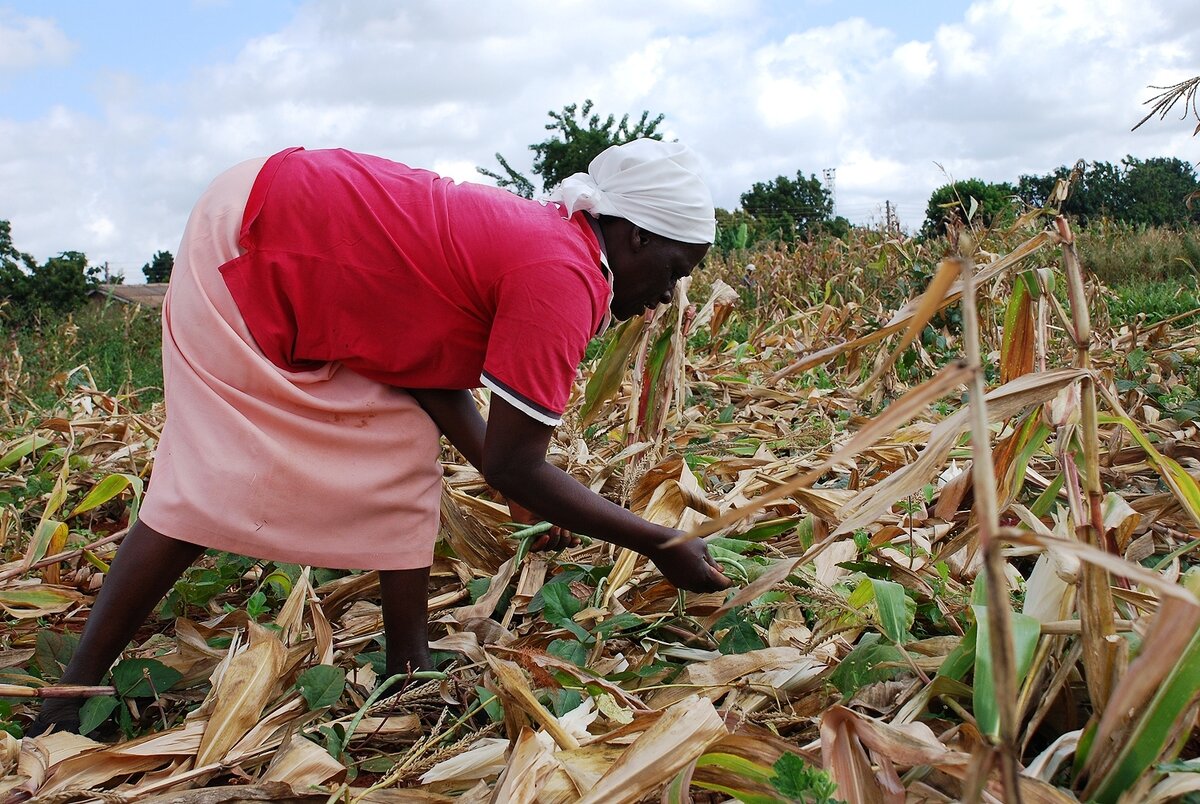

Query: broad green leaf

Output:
[580, 318, 644, 425]
[972, 605, 1041, 738]
[34, 630, 78, 680]
[714, 607, 766, 655]
[474, 685, 503, 722]
[829, 634, 905, 697]
[0, 435, 54, 470]
[540, 583, 583, 626]
[296, 665, 346, 710]
[68, 473, 143, 517]
[870, 578, 912, 643]
[1091, 627, 1200, 803]
[78, 696, 120, 735]
[547, 638, 588, 667]
[111, 658, 182, 698]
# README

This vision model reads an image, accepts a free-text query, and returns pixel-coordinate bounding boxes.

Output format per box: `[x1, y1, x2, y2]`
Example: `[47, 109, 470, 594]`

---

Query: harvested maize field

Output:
[2, 213, 1200, 803]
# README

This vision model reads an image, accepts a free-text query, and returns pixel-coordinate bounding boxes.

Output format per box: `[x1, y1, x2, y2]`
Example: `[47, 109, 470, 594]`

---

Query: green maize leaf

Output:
[637, 323, 676, 437]
[740, 517, 800, 543]
[68, 472, 143, 517]
[579, 318, 644, 425]
[663, 767, 691, 804]
[25, 518, 67, 568]
[1007, 417, 1051, 501]
[1090, 627, 1200, 803]
[972, 605, 1041, 738]
[0, 584, 80, 618]
[594, 613, 644, 637]
[1030, 473, 1066, 518]
[0, 435, 54, 470]
[1101, 413, 1200, 528]
[36, 461, 70, 528]
[695, 752, 776, 785]
[937, 625, 977, 681]
[260, 568, 293, 596]
[296, 665, 346, 710]
[870, 578, 913, 643]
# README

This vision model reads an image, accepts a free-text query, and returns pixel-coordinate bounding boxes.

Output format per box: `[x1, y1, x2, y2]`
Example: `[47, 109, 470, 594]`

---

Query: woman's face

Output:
[607, 226, 709, 320]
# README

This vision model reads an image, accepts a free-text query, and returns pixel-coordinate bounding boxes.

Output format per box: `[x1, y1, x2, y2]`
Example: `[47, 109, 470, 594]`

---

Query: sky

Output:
[1, 0, 1197, 282]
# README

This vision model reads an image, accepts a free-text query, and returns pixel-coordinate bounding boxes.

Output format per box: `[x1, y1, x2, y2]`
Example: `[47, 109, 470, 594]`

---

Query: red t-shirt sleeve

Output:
[481, 261, 601, 425]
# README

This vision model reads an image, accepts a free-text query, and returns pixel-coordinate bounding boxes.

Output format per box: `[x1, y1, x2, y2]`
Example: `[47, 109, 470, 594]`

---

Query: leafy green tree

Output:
[739, 172, 833, 243]
[921, 178, 1017, 237]
[1119, 156, 1200, 226]
[31, 251, 100, 314]
[479, 100, 664, 198]
[0, 220, 39, 313]
[0, 221, 99, 321]
[1017, 157, 1199, 226]
[142, 250, 174, 283]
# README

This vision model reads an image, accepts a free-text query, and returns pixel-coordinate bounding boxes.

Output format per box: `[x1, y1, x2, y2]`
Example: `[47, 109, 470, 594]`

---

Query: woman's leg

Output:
[27, 520, 205, 735]
[378, 566, 433, 677]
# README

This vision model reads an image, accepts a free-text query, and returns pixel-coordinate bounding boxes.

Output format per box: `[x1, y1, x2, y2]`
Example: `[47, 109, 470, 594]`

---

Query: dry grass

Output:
[1, 215, 1199, 803]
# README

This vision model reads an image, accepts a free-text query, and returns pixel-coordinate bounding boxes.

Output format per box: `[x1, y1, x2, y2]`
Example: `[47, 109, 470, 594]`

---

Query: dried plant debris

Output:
[3, 216, 1200, 802]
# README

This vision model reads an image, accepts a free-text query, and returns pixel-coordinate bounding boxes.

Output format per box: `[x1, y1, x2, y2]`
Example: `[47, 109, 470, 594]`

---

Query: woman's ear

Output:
[629, 225, 654, 251]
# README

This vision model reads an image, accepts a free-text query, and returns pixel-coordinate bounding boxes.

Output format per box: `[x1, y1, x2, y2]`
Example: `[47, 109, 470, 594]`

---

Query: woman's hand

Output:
[507, 499, 581, 552]
[646, 532, 733, 593]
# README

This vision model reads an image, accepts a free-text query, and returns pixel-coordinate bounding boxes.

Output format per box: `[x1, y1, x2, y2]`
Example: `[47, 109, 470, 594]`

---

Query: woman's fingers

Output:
[529, 525, 579, 553]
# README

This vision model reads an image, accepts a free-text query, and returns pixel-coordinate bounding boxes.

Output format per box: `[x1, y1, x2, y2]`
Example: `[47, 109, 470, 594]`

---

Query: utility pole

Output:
[884, 200, 899, 234]
[822, 168, 837, 218]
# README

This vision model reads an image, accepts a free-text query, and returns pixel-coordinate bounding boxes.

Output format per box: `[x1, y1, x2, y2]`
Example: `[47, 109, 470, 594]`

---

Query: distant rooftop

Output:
[88, 283, 169, 309]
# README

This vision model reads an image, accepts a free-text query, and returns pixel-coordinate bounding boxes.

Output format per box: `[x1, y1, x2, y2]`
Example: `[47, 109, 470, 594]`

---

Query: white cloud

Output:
[0, 0, 1197, 275]
[0, 11, 74, 70]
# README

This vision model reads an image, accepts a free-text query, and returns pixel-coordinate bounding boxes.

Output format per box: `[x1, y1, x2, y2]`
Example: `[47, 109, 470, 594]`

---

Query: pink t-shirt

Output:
[219, 147, 613, 425]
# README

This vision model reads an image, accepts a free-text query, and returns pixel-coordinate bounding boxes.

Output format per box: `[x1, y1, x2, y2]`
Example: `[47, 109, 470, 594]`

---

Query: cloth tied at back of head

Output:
[550, 138, 716, 244]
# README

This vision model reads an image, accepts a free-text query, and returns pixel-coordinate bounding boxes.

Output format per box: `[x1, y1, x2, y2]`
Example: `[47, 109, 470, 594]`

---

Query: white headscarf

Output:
[549, 138, 716, 244]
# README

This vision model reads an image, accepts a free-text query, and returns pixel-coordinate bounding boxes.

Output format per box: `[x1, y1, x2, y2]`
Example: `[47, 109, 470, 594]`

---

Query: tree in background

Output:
[479, 100, 664, 198]
[739, 171, 835, 243]
[32, 251, 99, 314]
[1017, 157, 1199, 227]
[0, 220, 39, 313]
[921, 178, 1018, 238]
[0, 220, 99, 320]
[142, 250, 174, 284]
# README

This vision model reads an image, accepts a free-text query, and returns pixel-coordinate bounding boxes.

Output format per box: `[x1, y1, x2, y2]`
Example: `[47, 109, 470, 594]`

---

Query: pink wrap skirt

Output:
[138, 157, 444, 570]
